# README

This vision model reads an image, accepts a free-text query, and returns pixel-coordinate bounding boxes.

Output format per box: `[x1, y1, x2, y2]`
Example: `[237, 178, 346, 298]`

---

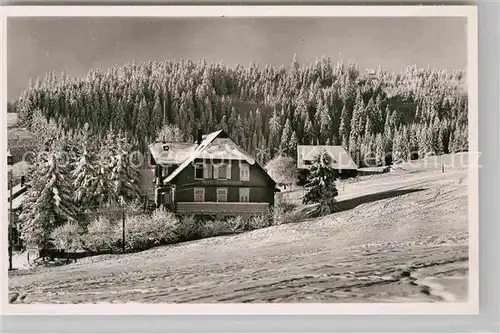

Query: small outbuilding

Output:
[297, 145, 358, 179]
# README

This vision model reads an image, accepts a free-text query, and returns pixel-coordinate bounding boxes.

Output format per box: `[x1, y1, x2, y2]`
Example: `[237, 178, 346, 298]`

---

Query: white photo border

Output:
[0, 4, 479, 317]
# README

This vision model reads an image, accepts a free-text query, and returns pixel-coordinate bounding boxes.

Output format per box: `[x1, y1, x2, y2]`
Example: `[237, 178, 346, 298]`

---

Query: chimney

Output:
[197, 126, 203, 145]
[21, 176, 25, 187]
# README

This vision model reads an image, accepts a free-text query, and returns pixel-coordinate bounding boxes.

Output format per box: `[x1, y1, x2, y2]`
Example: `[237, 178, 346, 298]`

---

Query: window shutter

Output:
[226, 163, 232, 179]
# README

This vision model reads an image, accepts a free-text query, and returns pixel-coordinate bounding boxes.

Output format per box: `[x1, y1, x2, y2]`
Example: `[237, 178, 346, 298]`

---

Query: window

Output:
[216, 188, 228, 202]
[194, 163, 204, 179]
[214, 163, 231, 180]
[239, 188, 250, 202]
[194, 188, 205, 202]
[163, 191, 172, 204]
[240, 163, 250, 181]
[203, 163, 213, 179]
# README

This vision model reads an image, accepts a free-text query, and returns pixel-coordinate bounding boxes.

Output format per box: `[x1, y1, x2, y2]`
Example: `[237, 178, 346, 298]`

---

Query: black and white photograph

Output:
[2, 6, 478, 312]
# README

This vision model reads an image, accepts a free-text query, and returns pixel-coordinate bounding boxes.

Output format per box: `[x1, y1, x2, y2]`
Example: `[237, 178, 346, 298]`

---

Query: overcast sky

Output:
[7, 16, 467, 101]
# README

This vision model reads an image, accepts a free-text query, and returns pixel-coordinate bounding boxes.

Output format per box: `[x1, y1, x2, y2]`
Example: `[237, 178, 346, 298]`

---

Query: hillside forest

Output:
[10, 55, 468, 166]
[8, 55, 469, 248]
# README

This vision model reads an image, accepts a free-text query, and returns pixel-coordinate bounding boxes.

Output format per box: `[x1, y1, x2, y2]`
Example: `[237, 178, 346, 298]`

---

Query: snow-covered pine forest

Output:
[10, 55, 468, 166]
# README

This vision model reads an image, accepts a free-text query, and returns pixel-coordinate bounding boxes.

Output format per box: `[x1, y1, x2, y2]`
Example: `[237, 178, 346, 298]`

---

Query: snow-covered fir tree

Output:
[302, 150, 339, 216]
[156, 123, 187, 143]
[109, 132, 140, 205]
[20, 150, 80, 248]
[392, 129, 404, 164]
[72, 124, 100, 211]
[375, 133, 385, 166]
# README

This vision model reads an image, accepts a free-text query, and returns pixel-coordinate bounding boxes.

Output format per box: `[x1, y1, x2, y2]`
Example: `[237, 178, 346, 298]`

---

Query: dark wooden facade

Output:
[174, 159, 276, 205]
[150, 130, 278, 219]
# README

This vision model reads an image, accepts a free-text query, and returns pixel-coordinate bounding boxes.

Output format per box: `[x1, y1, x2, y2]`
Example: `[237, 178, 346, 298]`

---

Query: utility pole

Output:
[122, 205, 126, 254]
[8, 149, 13, 271]
[8, 173, 13, 271]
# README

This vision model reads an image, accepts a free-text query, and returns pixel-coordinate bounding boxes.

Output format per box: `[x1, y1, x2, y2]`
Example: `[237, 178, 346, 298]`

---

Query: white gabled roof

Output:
[197, 138, 256, 164]
[162, 130, 261, 185]
[154, 129, 277, 189]
[162, 130, 222, 183]
[297, 145, 358, 170]
[148, 142, 197, 165]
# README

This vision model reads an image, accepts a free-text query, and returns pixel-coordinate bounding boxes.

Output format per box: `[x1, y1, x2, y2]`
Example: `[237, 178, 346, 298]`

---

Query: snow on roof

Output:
[8, 183, 27, 202]
[8, 128, 35, 141]
[297, 145, 358, 170]
[163, 130, 262, 184]
[12, 193, 25, 210]
[148, 142, 197, 165]
[197, 138, 256, 164]
[8, 127, 37, 164]
[195, 130, 223, 151]
[9, 183, 27, 210]
[163, 130, 222, 184]
[7, 113, 19, 128]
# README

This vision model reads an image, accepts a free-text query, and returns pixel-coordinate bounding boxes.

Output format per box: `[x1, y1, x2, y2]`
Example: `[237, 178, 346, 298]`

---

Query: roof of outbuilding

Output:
[297, 145, 358, 170]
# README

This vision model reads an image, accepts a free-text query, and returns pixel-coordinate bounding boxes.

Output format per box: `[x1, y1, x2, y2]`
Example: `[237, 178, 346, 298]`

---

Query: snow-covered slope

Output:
[9, 155, 470, 303]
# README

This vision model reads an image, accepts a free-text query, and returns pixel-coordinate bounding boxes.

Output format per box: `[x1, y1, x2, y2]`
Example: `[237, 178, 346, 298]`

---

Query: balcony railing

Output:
[176, 202, 270, 215]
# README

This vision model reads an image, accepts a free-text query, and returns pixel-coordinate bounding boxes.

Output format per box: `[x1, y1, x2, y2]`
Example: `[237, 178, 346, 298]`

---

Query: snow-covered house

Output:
[297, 145, 358, 178]
[7, 178, 28, 249]
[145, 129, 279, 220]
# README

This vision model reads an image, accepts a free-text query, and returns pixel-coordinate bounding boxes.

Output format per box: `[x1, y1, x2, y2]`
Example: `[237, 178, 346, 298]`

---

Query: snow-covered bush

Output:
[116, 214, 149, 250]
[118, 209, 180, 250]
[275, 196, 297, 213]
[271, 197, 306, 226]
[84, 216, 118, 253]
[50, 221, 85, 252]
[200, 220, 230, 238]
[225, 216, 246, 232]
[247, 215, 271, 230]
[265, 155, 297, 189]
[149, 208, 179, 244]
[272, 208, 307, 226]
[176, 215, 201, 241]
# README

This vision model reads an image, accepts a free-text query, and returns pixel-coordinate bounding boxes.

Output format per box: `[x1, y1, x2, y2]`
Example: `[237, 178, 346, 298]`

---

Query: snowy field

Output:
[8, 154, 470, 304]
